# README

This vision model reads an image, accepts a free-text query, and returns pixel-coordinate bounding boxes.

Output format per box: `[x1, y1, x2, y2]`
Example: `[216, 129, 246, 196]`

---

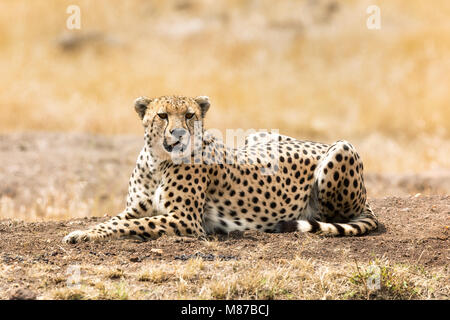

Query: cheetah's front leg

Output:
[63, 211, 205, 243]
[63, 186, 206, 243]
[63, 200, 157, 244]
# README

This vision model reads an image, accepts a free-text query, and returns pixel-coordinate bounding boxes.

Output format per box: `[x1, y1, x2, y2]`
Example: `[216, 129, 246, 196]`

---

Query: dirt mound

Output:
[0, 195, 448, 299]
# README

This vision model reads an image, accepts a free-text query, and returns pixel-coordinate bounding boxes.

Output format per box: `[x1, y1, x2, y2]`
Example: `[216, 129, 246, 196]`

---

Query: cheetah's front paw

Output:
[63, 230, 92, 244]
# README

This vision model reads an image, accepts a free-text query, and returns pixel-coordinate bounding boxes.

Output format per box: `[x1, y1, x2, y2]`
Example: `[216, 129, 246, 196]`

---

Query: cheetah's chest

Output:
[152, 186, 166, 213]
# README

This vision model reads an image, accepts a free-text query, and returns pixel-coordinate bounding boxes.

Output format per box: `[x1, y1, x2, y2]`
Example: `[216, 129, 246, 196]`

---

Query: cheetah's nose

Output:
[170, 128, 188, 139]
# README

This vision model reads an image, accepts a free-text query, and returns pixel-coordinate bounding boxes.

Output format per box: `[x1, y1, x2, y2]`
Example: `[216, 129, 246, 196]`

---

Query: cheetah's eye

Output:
[157, 113, 168, 120]
[185, 112, 195, 119]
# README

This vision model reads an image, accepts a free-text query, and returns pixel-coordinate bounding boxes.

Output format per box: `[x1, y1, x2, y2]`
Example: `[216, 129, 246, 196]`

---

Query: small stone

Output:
[150, 248, 163, 255]
[9, 289, 37, 300]
[130, 256, 141, 262]
[174, 237, 195, 243]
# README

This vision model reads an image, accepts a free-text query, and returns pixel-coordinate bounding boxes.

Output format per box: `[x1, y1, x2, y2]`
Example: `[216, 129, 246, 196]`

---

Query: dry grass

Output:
[138, 268, 174, 283]
[0, 184, 94, 221]
[33, 257, 447, 300]
[0, 0, 449, 173]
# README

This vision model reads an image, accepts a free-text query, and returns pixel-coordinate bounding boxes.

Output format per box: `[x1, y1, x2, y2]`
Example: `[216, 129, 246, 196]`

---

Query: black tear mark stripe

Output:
[163, 117, 169, 137]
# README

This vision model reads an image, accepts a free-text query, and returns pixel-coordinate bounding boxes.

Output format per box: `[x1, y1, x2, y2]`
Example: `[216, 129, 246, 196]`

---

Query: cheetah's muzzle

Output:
[163, 139, 179, 152]
[163, 139, 189, 153]
[164, 128, 190, 153]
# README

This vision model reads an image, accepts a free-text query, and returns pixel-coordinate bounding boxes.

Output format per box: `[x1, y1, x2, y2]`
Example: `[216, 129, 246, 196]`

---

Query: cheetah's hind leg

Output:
[277, 140, 378, 236]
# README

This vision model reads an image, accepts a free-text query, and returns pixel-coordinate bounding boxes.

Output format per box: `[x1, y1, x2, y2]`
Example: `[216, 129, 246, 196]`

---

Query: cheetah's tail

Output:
[275, 203, 378, 236]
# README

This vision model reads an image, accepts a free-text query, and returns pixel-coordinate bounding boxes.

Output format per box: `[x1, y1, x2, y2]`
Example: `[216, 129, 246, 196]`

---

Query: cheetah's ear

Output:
[194, 96, 210, 117]
[134, 96, 151, 120]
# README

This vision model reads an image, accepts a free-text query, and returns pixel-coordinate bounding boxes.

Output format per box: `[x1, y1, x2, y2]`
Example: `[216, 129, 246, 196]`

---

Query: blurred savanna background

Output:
[0, 0, 449, 221]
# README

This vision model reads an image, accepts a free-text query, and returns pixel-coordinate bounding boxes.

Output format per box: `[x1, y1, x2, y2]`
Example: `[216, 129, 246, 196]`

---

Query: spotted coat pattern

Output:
[63, 95, 378, 244]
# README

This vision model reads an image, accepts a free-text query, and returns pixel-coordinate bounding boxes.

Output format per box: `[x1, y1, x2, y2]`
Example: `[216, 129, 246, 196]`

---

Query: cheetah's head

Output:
[134, 95, 210, 160]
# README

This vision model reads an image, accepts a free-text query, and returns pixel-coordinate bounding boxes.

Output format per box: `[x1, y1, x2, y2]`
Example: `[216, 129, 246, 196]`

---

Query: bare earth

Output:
[0, 133, 448, 300]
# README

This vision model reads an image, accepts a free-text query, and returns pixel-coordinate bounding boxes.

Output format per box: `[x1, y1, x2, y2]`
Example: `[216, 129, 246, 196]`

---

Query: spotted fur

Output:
[63, 95, 377, 244]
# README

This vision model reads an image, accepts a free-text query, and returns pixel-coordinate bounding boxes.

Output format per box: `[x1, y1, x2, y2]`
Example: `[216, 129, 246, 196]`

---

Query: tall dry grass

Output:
[0, 0, 449, 173]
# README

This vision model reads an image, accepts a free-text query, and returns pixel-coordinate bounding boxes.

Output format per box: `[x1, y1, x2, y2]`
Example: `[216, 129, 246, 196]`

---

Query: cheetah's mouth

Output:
[163, 140, 186, 153]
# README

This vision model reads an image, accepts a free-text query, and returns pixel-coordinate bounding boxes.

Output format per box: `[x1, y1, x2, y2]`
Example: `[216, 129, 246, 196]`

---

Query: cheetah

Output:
[63, 95, 378, 244]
